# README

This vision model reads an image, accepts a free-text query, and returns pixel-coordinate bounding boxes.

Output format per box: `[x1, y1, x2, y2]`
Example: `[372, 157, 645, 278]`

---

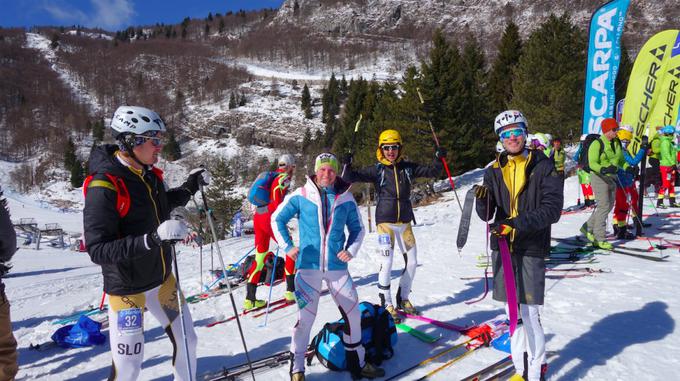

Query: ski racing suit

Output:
[613, 147, 645, 228]
[84, 145, 198, 381]
[476, 149, 563, 381]
[342, 150, 441, 308]
[246, 169, 296, 300]
[658, 134, 678, 203]
[271, 176, 366, 376]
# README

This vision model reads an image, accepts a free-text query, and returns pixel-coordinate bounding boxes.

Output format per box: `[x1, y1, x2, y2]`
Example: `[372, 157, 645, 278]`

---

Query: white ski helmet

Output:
[525, 133, 535, 148]
[494, 110, 528, 135]
[619, 124, 633, 133]
[495, 141, 505, 153]
[545, 133, 553, 145]
[110, 106, 166, 138]
[278, 154, 296, 169]
[534, 133, 549, 149]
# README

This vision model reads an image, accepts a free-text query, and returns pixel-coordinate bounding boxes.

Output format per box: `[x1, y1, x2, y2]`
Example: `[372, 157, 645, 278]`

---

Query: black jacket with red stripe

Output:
[83, 145, 194, 295]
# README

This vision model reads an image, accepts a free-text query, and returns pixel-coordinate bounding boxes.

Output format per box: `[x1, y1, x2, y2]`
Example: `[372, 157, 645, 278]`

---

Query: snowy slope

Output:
[5, 174, 679, 380]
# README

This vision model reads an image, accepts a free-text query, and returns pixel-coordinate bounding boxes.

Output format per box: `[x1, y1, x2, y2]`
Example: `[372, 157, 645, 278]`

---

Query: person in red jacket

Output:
[244, 154, 297, 309]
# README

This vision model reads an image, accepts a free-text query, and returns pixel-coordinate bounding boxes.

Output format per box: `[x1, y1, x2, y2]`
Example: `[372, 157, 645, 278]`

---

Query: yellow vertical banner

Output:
[647, 31, 680, 140]
[620, 29, 679, 154]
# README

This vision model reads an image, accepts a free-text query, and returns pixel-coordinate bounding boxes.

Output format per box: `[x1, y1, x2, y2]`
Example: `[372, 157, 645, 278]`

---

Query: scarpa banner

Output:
[621, 29, 680, 154]
[582, 0, 630, 135]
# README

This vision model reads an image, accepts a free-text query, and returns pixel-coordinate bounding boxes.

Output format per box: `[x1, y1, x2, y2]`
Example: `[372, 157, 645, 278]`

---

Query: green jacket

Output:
[650, 135, 661, 160]
[659, 135, 678, 167]
[553, 148, 565, 172]
[588, 134, 627, 175]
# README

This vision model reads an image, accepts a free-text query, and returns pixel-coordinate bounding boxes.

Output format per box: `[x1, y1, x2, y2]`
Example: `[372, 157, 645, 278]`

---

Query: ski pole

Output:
[199, 183, 256, 381]
[613, 176, 657, 250]
[260, 247, 279, 328]
[341, 114, 362, 178]
[169, 210, 194, 381]
[416, 87, 463, 212]
[191, 196, 205, 290]
[205, 247, 254, 291]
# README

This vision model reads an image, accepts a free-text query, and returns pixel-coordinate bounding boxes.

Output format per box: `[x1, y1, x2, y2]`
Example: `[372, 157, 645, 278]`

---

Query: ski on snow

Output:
[552, 237, 669, 261]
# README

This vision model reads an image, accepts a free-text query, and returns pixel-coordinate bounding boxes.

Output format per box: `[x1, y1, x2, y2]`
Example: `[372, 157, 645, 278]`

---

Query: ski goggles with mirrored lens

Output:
[381, 144, 401, 151]
[134, 131, 164, 147]
[499, 128, 526, 140]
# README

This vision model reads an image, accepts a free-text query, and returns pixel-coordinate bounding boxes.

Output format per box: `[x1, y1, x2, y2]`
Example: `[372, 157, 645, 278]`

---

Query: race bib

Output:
[117, 308, 143, 335]
[378, 233, 392, 257]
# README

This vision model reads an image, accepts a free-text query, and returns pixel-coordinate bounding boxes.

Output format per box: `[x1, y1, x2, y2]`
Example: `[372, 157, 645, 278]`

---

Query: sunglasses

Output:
[381, 144, 401, 151]
[499, 128, 526, 140]
[134, 131, 164, 147]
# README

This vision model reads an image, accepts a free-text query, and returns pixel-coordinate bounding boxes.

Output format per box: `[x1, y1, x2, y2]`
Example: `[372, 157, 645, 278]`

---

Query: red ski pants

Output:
[659, 166, 676, 198]
[580, 183, 594, 200]
[613, 185, 639, 224]
[247, 212, 295, 285]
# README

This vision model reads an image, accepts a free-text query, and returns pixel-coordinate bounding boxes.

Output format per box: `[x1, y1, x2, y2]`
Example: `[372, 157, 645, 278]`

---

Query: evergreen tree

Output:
[487, 22, 523, 116]
[204, 23, 210, 38]
[205, 158, 243, 239]
[50, 33, 60, 49]
[238, 92, 247, 106]
[218, 19, 225, 34]
[615, 42, 633, 106]
[92, 118, 104, 142]
[162, 130, 182, 161]
[64, 137, 77, 170]
[321, 73, 340, 123]
[70, 159, 84, 188]
[229, 92, 237, 109]
[340, 75, 348, 98]
[511, 13, 586, 140]
[455, 36, 494, 170]
[302, 127, 312, 154]
[301, 84, 313, 119]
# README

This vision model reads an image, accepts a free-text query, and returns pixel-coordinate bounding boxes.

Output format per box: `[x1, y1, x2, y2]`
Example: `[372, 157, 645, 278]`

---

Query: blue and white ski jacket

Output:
[271, 176, 365, 271]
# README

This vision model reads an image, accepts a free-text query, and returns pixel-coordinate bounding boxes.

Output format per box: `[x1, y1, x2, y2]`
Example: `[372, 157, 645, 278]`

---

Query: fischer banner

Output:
[582, 0, 630, 135]
[621, 30, 680, 155]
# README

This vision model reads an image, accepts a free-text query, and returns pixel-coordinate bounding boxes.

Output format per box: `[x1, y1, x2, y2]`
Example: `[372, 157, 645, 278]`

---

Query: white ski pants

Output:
[508, 304, 546, 381]
[107, 275, 197, 381]
[291, 269, 364, 374]
[376, 223, 417, 307]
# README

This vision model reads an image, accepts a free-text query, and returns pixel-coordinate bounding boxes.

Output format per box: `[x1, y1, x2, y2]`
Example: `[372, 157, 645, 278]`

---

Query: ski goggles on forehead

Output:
[381, 144, 401, 151]
[499, 127, 526, 140]
[134, 131, 164, 147]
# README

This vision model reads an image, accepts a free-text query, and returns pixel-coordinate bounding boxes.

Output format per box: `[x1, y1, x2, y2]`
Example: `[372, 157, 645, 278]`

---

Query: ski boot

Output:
[580, 223, 595, 243]
[616, 226, 635, 240]
[593, 240, 613, 250]
[385, 305, 401, 323]
[669, 197, 680, 208]
[612, 224, 620, 236]
[284, 291, 297, 304]
[657, 199, 667, 209]
[398, 300, 418, 315]
[352, 362, 385, 380]
[509, 374, 525, 381]
[291, 372, 305, 381]
[243, 299, 266, 310]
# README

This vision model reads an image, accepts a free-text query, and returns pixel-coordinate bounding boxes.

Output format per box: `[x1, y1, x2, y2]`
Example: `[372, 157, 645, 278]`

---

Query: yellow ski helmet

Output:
[378, 129, 402, 147]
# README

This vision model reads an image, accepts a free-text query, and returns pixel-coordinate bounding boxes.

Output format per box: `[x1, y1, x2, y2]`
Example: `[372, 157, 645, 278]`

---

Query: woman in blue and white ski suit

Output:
[272, 153, 384, 381]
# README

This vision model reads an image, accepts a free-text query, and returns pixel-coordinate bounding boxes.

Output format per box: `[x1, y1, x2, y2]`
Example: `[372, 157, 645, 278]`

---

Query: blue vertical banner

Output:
[582, 0, 630, 134]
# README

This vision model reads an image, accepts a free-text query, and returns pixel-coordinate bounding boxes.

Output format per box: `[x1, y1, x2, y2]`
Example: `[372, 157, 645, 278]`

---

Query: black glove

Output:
[600, 165, 617, 175]
[342, 153, 353, 166]
[185, 168, 211, 193]
[490, 219, 515, 237]
[435, 146, 447, 160]
[473, 184, 488, 200]
[640, 136, 649, 150]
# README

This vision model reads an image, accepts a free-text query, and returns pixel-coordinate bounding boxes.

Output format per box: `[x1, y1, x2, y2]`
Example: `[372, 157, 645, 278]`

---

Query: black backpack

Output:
[579, 134, 604, 173]
[237, 253, 284, 284]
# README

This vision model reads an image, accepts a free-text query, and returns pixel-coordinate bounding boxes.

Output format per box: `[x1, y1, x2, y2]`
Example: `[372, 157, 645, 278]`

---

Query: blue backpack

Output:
[247, 171, 278, 207]
[51, 315, 106, 348]
[308, 302, 397, 372]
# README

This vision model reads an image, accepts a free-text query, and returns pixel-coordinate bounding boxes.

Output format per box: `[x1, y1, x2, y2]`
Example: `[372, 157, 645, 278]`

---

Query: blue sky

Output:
[0, 0, 285, 31]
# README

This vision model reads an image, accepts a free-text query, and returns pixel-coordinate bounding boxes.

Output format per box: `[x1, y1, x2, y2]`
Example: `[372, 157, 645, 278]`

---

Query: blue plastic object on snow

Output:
[492, 331, 511, 353]
[51, 315, 106, 348]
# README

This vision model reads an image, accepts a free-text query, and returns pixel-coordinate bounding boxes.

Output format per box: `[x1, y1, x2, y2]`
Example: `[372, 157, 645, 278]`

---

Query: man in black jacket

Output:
[475, 110, 562, 381]
[0, 186, 17, 381]
[342, 129, 444, 321]
[84, 106, 210, 381]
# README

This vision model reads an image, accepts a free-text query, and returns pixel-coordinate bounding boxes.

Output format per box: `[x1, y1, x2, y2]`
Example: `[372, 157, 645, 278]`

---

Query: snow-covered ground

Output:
[4, 173, 679, 380]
